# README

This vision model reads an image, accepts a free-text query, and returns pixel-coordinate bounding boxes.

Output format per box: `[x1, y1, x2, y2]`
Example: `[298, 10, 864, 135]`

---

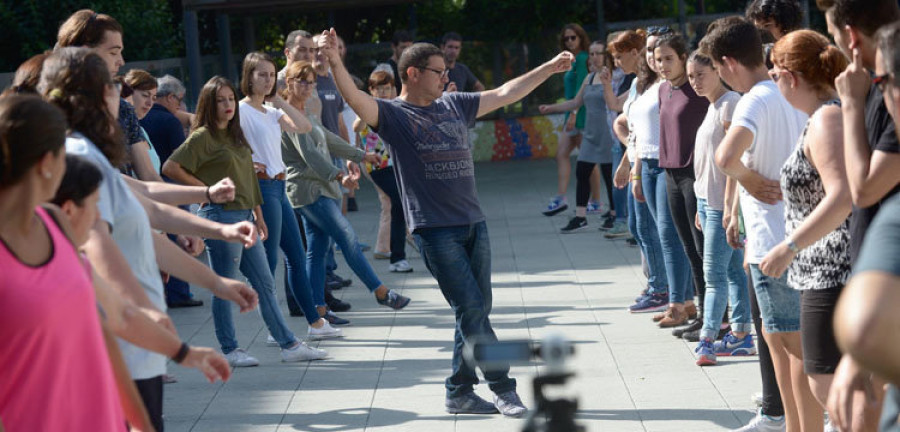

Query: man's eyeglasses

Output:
[419, 67, 449, 78]
[647, 26, 673, 36]
[170, 93, 184, 105]
[563, 35, 578, 42]
[873, 73, 893, 93]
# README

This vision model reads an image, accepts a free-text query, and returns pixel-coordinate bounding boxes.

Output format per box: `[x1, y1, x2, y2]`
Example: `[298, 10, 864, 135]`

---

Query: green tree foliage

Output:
[0, 0, 181, 71]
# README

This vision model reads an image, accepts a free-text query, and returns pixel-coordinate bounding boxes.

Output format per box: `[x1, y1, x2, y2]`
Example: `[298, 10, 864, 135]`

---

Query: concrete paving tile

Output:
[164, 160, 770, 432]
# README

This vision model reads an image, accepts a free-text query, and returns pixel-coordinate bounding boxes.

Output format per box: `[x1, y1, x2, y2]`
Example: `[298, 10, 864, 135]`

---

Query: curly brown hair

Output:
[39, 47, 125, 167]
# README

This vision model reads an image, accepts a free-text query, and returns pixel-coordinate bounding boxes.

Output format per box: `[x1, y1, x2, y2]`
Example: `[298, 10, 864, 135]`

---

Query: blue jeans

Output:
[611, 143, 628, 222]
[641, 159, 693, 304]
[628, 162, 668, 293]
[697, 199, 751, 340]
[258, 180, 319, 323]
[198, 204, 296, 353]
[749, 264, 801, 333]
[413, 222, 516, 398]
[298, 196, 383, 307]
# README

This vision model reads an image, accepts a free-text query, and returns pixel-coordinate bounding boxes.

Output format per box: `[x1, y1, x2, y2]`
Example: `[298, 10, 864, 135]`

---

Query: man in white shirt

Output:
[702, 16, 815, 432]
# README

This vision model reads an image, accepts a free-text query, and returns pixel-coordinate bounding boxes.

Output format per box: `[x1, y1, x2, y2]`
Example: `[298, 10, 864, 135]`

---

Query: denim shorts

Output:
[749, 264, 801, 333]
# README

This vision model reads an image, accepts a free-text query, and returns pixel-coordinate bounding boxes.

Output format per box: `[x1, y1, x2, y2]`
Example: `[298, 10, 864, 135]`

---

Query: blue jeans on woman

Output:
[199, 204, 297, 353]
[413, 221, 516, 398]
[298, 196, 383, 307]
[611, 143, 628, 223]
[628, 163, 668, 294]
[641, 158, 693, 304]
[697, 198, 752, 340]
[258, 179, 319, 323]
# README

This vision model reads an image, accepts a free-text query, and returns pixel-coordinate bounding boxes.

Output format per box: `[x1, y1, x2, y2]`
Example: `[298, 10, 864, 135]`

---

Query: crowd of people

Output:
[3, 0, 900, 431]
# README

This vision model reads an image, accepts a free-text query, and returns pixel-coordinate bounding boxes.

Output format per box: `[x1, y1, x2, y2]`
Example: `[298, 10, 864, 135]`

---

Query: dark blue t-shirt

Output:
[375, 92, 483, 230]
[140, 104, 186, 175]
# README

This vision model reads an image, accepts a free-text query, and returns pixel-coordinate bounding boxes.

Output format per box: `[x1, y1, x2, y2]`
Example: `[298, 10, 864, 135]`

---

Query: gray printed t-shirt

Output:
[375, 92, 483, 230]
[315, 73, 345, 136]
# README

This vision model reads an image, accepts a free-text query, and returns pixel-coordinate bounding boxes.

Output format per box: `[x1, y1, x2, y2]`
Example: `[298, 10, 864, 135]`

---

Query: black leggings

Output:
[370, 167, 408, 264]
[575, 161, 613, 210]
[750, 274, 786, 417]
[664, 167, 705, 306]
[135, 376, 164, 432]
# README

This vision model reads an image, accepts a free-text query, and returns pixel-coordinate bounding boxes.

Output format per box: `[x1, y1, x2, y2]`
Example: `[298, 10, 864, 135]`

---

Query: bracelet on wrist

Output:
[205, 186, 212, 203]
[172, 342, 190, 364]
[632, 175, 642, 180]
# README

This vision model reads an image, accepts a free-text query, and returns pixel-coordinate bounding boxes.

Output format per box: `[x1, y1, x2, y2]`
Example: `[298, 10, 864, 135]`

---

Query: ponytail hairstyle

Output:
[56, 9, 123, 48]
[193, 76, 249, 148]
[771, 29, 849, 94]
[38, 47, 125, 167]
[240, 52, 277, 98]
[0, 95, 68, 187]
[609, 29, 646, 55]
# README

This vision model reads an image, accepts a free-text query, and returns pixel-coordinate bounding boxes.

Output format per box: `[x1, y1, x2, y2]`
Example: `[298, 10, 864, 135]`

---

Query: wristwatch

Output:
[786, 238, 801, 253]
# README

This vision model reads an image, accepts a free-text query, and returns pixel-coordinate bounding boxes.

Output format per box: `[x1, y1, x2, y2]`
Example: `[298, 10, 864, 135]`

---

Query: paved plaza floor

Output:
[164, 158, 761, 432]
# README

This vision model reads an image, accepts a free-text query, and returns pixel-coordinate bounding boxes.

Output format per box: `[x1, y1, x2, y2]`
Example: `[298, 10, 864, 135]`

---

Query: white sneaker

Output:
[389, 259, 413, 273]
[281, 341, 327, 362]
[307, 321, 343, 340]
[266, 334, 278, 346]
[731, 410, 785, 432]
[224, 349, 260, 367]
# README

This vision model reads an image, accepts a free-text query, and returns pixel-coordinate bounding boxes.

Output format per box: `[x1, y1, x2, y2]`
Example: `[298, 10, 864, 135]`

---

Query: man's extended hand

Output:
[176, 234, 205, 257]
[212, 277, 258, 313]
[546, 51, 575, 75]
[180, 346, 232, 383]
[220, 221, 257, 249]
[318, 28, 341, 67]
[208, 178, 236, 204]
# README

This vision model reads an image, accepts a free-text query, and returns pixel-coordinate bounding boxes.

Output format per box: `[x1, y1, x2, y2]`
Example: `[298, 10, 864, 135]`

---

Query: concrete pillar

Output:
[183, 9, 202, 108]
[217, 13, 237, 85]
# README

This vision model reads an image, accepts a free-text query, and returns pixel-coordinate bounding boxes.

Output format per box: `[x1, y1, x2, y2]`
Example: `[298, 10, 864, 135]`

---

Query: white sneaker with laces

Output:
[389, 259, 413, 273]
[281, 341, 327, 362]
[224, 349, 260, 367]
[307, 321, 343, 340]
[731, 410, 785, 432]
[266, 334, 278, 346]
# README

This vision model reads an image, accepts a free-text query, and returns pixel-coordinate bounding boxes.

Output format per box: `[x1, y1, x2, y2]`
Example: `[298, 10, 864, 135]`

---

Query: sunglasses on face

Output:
[647, 26, 673, 36]
[563, 35, 578, 42]
[874, 73, 893, 94]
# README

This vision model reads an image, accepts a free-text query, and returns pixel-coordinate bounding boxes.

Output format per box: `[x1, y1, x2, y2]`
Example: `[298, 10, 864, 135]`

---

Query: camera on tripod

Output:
[464, 333, 585, 432]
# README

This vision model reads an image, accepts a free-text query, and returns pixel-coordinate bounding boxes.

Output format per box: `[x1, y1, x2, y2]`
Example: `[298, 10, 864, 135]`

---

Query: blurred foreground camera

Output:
[464, 333, 584, 432]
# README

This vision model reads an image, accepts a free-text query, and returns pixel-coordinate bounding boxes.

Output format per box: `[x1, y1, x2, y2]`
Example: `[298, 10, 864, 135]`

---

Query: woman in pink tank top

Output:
[0, 95, 125, 431]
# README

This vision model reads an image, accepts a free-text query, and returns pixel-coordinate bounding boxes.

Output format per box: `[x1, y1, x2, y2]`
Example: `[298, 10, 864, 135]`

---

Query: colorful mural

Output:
[468, 113, 566, 162]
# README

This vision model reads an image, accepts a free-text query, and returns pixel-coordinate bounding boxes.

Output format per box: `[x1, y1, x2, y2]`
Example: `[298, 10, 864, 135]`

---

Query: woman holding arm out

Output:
[163, 76, 327, 367]
[237, 52, 343, 341]
[540, 40, 618, 233]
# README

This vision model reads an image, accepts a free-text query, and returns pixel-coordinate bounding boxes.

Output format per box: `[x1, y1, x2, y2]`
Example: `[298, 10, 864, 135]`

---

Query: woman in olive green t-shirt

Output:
[162, 76, 323, 367]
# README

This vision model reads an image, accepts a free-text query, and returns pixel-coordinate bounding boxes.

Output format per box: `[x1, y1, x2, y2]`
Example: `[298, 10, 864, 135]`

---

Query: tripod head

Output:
[464, 333, 584, 432]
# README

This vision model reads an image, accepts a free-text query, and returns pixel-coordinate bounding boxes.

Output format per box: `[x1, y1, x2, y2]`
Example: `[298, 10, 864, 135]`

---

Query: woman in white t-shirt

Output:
[686, 51, 753, 367]
[609, 29, 670, 314]
[238, 52, 344, 339]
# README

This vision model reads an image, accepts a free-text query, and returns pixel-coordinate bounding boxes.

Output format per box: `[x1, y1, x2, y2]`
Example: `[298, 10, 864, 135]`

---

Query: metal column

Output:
[183, 9, 202, 108]
[217, 13, 237, 85]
